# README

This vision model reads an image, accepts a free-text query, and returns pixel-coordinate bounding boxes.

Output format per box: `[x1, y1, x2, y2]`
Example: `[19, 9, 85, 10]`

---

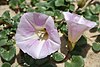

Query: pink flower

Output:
[63, 12, 97, 48]
[15, 12, 61, 59]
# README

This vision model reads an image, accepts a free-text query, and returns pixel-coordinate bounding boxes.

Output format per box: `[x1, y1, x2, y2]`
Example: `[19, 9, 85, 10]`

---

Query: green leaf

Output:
[9, 0, 25, 9]
[26, 7, 35, 12]
[36, 1, 48, 7]
[7, 40, 15, 46]
[55, 0, 65, 6]
[60, 24, 67, 33]
[52, 52, 64, 61]
[83, 9, 99, 22]
[35, 2, 48, 12]
[43, 11, 54, 16]
[31, 0, 40, 6]
[90, 15, 99, 22]
[48, 0, 55, 10]
[12, 13, 21, 29]
[0, 30, 7, 38]
[0, 46, 16, 61]
[65, 55, 84, 67]
[0, 17, 3, 21]
[18, 0, 25, 4]
[1, 11, 12, 24]
[89, 4, 100, 14]
[12, 13, 21, 22]
[2, 10, 10, 19]
[0, 38, 7, 47]
[83, 10, 92, 19]
[9, 0, 18, 8]
[0, 31, 8, 47]
[92, 42, 100, 52]
[54, 10, 64, 21]
[2, 62, 11, 67]
[66, 0, 74, 2]
[69, 4, 75, 11]
[19, 3, 26, 9]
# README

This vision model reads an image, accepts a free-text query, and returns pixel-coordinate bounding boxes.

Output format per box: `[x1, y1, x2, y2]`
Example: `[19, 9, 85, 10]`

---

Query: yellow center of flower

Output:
[36, 29, 48, 40]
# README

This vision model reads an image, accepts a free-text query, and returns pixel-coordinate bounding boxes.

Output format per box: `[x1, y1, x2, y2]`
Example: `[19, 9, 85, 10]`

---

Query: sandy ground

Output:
[0, 5, 100, 67]
[84, 31, 100, 67]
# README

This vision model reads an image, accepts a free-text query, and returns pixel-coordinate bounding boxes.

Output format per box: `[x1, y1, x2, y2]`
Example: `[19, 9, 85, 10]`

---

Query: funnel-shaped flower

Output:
[15, 12, 61, 59]
[63, 12, 97, 48]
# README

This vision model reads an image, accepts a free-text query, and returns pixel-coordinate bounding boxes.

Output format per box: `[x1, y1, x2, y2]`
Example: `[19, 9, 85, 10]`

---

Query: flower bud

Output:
[76, 0, 87, 8]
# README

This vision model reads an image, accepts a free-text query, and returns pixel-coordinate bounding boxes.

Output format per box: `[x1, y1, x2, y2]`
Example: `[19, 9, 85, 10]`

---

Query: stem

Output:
[73, 2, 79, 13]
[57, 19, 65, 31]
[51, 40, 73, 63]
[81, 0, 93, 11]
[63, 32, 68, 37]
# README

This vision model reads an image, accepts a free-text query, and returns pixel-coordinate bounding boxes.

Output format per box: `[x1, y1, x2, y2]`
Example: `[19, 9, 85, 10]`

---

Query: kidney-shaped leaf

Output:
[0, 46, 16, 61]
[2, 62, 11, 67]
[52, 52, 64, 62]
[0, 38, 7, 47]
[65, 55, 84, 67]
[55, 0, 65, 6]
[2, 10, 10, 19]
[92, 42, 100, 52]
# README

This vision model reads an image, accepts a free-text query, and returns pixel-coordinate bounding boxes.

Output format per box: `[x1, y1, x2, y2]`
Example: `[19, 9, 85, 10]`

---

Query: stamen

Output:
[36, 28, 48, 41]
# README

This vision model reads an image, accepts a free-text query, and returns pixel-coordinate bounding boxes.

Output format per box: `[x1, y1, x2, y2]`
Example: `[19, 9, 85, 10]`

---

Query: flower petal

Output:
[63, 12, 97, 28]
[15, 12, 60, 59]
[63, 12, 97, 43]
[39, 39, 60, 59]
[33, 13, 48, 26]
[67, 21, 88, 43]
[45, 16, 61, 44]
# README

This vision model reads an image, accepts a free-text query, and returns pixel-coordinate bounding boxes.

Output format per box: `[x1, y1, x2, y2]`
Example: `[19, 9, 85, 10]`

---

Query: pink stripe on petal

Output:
[39, 39, 60, 59]
[33, 13, 48, 26]
[39, 41, 50, 59]
[48, 29, 61, 44]
[27, 40, 45, 59]
[16, 39, 38, 53]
